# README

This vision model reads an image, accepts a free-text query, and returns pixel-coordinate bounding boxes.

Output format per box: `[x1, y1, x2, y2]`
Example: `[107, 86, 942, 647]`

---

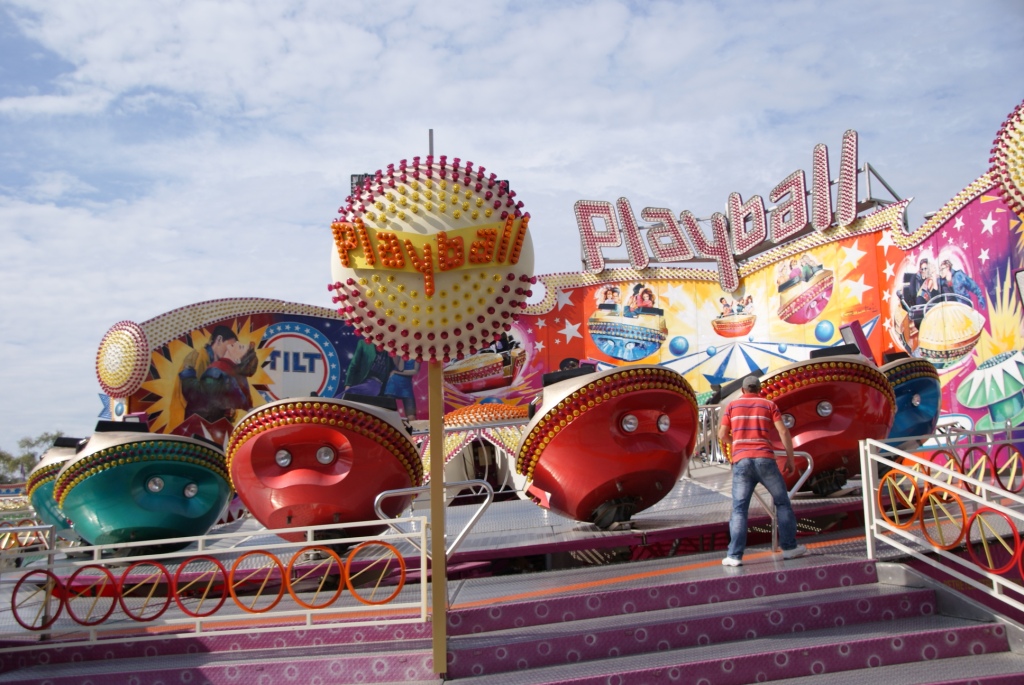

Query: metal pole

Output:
[428, 361, 447, 676]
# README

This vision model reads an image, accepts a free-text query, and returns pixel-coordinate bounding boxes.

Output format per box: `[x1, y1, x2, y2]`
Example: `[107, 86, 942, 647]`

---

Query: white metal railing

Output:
[690, 405, 725, 469]
[0, 517, 428, 652]
[861, 432, 1024, 615]
[374, 479, 494, 560]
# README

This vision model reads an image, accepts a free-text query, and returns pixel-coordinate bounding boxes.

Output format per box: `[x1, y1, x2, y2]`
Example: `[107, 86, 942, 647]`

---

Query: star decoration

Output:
[954, 216, 964, 231]
[558, 321, 583, 343]
[883, 261, 895, 279]
[839, 239, 867, 268]
[881, 289, 891, 303]
[844, 275, 872, 301]
[981, 212, 997, 235]
[535, 318, 546, 329]
[534, 340, 545, 352]
[555, 288, 576, 311]
[876, 230, 895, 257]
[979, 248, 991, 265]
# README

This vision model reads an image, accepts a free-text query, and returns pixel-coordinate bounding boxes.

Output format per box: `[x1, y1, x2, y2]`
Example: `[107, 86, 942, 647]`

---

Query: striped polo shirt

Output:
[722, 393, 782, 461]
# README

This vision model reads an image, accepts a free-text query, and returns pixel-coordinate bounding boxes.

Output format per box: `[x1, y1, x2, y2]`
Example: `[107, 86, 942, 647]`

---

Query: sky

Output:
[1, 0, 1023, 451]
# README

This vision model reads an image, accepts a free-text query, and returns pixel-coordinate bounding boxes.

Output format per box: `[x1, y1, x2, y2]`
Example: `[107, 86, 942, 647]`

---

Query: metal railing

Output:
[0, 517, 428, 651]
[861, 431, 1024, 615]
[374, 479, 494, 560]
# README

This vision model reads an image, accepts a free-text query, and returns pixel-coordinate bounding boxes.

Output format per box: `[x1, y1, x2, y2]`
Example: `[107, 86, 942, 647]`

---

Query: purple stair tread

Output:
[445, 615, 1008, 684]
[448, 583, 934, 651]
[449, 558, 878, 635]
[764, 650, 1024, 684]
[0, 642, 435, 684]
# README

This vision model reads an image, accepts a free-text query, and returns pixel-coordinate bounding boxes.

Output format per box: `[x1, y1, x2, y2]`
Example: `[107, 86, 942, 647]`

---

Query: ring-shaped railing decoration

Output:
[920, 450, 964, 491]
[993, 443, 1024, 494]
[173, 555, 229, 618]
[344, 541, 406, 606]
[12, 569, 64, 631]
[966, 508, 1021, 576]
[918, 486, 967, 551]
[877, 469, 921, 529]
[66, 565, 118, 626]
[229, 550, 286, 614]
[286, 546, 344, 610]
[118, 561, 173, 622]
[961, 446, 993, 495]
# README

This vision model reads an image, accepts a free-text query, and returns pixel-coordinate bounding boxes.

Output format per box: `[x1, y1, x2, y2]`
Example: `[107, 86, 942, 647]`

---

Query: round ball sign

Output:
[329, 157, 535, 363]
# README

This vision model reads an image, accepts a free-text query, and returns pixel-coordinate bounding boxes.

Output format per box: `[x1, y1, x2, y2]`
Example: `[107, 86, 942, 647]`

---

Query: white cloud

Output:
[0, 0, 1023, 445]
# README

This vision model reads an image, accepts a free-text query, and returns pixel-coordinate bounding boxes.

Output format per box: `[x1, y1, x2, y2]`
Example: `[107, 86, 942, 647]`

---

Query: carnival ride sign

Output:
[576, 131, 860, 291]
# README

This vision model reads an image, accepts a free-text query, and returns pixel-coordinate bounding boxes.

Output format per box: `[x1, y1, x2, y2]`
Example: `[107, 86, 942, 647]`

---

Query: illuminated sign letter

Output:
[680, 210, 739, 291]
[641, 207, 694, 261]
[616, 198, 650, 270]
[769, 170, 808, 243]
[575, 200, 622, 273]
[810, 144, 833, 232]
[727, 193, 767, 255]
[836, 129, 859, 226]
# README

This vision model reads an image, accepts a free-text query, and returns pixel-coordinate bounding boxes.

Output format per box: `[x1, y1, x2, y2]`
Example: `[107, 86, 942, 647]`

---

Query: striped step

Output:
[767, 651, 1024, 685]
[0, 617, 430, 671]
[0, 641, 437, 685]
[448, 558, 879, 635]
[448, 615, 1008, 684]
[447, 583, 935, 678]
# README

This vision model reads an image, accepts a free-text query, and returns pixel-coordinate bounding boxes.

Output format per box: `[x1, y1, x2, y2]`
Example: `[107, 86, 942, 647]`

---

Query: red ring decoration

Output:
[918, 486, 967, 551]
[229, 551, 285, 614]
[345, 541, 406, 606]
[66, 565, 118, 626]
[925, 449, 963, 491]
[12, 570, 64, 631]
[961, 446, 993, 494]
[173, 555, 229, 618]
[286, 546, 344, 610]
[967, 508, 1021, 576]
[993, 443, 1024, 494]
[118, 561, 172, 622]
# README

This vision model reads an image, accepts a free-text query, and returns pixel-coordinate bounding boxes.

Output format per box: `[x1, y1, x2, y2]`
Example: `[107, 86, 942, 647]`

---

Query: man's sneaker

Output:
[782, 545, 808, 560]
[722, 556, 742, 567]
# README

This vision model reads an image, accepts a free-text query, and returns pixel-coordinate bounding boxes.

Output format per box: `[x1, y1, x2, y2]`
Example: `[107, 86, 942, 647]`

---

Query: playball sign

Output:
[329, 157, 535, 364]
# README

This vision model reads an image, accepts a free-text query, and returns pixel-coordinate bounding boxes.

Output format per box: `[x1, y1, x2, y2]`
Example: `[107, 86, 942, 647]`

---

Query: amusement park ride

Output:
[6, 96, 1024, 683]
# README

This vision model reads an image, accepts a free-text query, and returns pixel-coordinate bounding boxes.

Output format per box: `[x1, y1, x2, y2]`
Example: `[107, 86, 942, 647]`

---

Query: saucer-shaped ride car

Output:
[26, 437, 82, 531]
[778, 268, 834, 324]
[895, 294, 984, 370]
[52, 423, 231, 549]
[444, 349, 526, 394]
[881, 357, 942, 448]
[226, 398, 423, 543]
[710, 313, 757, 338]
[588, 304, 668, 362]
[757, 354, 896, 494]
[515, 365, 698, 528]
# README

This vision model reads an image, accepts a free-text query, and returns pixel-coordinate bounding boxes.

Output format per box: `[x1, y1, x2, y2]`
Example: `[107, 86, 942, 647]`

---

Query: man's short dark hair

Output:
[209, 325, 238, 342]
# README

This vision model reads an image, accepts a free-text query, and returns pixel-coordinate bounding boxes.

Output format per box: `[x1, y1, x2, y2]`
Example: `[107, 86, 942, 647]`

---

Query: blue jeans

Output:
[727, 458, 798, 558]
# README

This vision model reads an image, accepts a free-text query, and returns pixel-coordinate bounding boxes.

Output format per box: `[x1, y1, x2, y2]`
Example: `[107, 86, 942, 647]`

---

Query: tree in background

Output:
[0, 432, 64, 484]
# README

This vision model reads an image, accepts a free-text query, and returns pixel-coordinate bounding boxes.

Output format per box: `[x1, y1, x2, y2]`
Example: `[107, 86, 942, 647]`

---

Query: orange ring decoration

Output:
[344, 541, 406, 606]
[286, 546, 344, 610]
[229, 550, 285, 614]
[118, 561, 172, 622]
[66, 565, 118, 626]
[993, 443, 1024, 494]
[918, 486, 967, 551]
[173, 555, 228, 618]
[12, 569, 64, 631]
[966, 508, 1020, 576]
[877, 470, 921, 529]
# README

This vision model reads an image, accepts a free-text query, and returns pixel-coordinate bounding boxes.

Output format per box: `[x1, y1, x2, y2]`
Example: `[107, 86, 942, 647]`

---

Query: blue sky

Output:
[1, 0, 1023, 449]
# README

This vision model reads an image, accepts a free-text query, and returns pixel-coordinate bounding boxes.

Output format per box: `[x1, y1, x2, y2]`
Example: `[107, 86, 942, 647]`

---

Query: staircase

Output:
[2, 551, 1024, 683]
[445, 552, 1024, 684]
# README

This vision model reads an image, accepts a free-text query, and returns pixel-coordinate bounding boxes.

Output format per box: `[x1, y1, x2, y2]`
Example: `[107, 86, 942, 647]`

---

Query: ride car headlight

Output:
[781, 414, 795, 429]
[183, 483, 198, 498]
[816, 401, 833, 417]
[657, 414, 671, 432]
[146, 477, 164, 493]
[274, 450, 292, 468]
[621, 414, 639, 433]
[315, 446, 336, 465]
